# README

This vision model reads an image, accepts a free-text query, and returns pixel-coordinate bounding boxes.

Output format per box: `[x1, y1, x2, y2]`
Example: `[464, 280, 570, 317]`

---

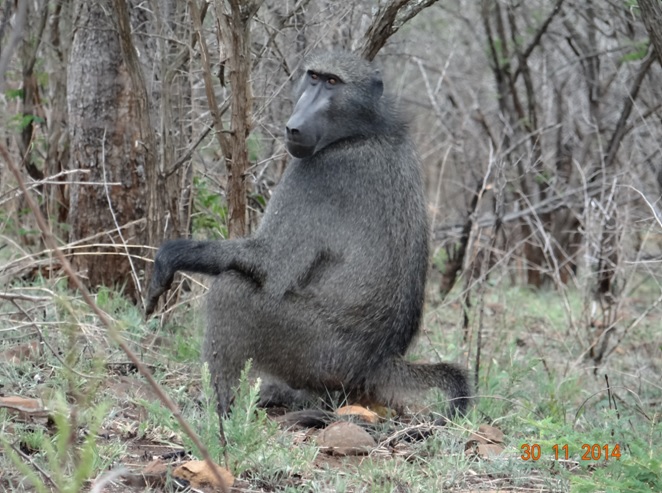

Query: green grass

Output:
[1, 275, 660, 492]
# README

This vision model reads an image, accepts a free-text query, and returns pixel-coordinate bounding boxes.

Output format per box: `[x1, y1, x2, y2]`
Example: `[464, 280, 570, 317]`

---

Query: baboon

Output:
[146, 51, 471, 417]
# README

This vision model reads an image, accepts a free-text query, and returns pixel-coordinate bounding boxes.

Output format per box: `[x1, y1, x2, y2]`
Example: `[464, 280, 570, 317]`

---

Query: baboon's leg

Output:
[203, 273, 260, 416]
[204, 272, 374, 414]
[258, 376, 314, 409]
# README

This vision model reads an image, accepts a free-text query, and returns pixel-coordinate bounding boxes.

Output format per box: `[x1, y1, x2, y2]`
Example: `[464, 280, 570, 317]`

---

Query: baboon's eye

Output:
[327, 77, 338, 85]
[309, 72, 319, 80]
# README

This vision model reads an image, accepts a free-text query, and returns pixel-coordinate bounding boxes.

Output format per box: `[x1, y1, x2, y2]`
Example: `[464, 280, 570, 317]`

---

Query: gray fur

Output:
[146, 51, 471, 417]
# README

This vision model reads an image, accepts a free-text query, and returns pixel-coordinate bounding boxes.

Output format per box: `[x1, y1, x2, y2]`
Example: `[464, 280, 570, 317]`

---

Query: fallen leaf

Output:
[469, 424, 505, 444]
[138, 459, 169, 488]
[0, 396, 50, 418]
[465, 442, 506, 458]
[143, 458, 168, 475]
[337, 405, 381, 424]
[465, 424, 506, 459]
[0, 341, 41, 364]
[173, 460, 234, 488]
[317, 421, 376, 456]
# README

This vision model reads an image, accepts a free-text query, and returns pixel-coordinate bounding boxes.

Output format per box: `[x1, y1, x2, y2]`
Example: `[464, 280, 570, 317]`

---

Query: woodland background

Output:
[1, 0, 662, 313]
[1, 1, 662, 492]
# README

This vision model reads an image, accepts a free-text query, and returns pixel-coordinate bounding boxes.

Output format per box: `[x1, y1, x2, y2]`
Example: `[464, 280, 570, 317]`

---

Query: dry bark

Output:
[67, 0, 152, 300]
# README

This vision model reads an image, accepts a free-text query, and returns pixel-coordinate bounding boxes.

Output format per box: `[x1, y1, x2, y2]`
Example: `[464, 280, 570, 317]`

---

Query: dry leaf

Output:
[0, 395, 50, 418]
[317, 421, 376, 456]
[143, 458, 168, 475]
[173, 460, 234, 488]
[337, 405, 380, 424]
[465, 424, 506, 459]
[134, 459, 169, 488]
[470, 442, 506, 458]
[469, 424, 505, 444]
[0, 341, 41, 364]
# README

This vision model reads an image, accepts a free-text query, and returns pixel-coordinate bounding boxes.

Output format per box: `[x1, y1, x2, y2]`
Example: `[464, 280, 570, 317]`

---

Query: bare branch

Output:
[513, 0, 565, 80]
[433, 182, 606, 242]
[360, 0, 440, 61]
[603, 49, 655, 169]
[639, 0, 662, 66]
[189, 0, 230, 152]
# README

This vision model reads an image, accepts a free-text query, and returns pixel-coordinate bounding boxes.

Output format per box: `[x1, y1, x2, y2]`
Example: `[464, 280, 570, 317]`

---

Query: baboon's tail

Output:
[376, 359, 472, 417]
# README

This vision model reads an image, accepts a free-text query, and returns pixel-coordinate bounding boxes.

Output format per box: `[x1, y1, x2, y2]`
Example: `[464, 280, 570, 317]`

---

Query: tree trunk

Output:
[67, 0, 153, 301]
[45, 0, 73, 228]
[215, 0, 263, 238]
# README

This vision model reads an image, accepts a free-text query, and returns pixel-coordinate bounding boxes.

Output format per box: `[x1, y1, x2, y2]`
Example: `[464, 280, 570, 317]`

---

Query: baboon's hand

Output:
[144, 251, 175, 317]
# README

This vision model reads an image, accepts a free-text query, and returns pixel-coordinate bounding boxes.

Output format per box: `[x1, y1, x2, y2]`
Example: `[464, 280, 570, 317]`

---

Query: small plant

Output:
[192, 176, 228, 239]
[1, 395, 109, 493]
[218, 361, 281, 475]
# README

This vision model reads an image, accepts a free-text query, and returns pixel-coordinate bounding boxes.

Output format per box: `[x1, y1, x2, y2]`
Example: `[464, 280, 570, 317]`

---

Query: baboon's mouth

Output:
[286, 141, 316, 159]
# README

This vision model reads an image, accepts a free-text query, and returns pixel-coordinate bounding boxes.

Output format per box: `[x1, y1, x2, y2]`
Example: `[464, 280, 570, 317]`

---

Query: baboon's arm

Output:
[145, 238, 267, 316]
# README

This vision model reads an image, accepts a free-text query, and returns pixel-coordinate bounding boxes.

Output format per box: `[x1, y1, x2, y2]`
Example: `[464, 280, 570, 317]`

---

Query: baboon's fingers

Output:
[144, 249, 178, 317]
[144, 288, 162, 317]
[144, 275, 173, 317]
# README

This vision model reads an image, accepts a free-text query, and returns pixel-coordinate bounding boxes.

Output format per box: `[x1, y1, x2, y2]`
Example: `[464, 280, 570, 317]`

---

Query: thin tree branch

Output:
[433, 182, 605, 241]
[189, 0, 230, 152]
[639, 0, 662, 66]
[512, 0, 565, 80]
[360, 0, 440, 61]
[603, 49, 655, 169]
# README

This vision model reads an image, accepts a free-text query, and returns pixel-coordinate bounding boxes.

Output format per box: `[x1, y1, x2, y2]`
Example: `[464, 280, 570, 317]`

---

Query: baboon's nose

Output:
[286, 126, 300, 137]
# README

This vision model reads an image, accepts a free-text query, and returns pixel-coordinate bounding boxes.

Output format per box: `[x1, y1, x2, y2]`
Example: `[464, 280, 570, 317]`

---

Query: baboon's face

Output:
[285, 55, 384, 159]
[285, 70, 341, 159]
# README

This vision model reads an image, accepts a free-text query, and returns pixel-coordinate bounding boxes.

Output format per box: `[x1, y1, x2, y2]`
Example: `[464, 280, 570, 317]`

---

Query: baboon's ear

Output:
[371, 70, 384, 99]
